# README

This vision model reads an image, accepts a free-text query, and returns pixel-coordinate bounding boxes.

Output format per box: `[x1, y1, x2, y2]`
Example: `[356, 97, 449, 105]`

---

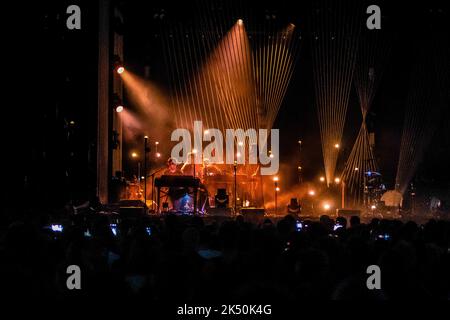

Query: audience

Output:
[0, 209, 449, 300]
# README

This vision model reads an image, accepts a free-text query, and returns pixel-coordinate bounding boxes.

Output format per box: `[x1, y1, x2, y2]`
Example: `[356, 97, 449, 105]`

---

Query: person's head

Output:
[167, 158, 177, 171]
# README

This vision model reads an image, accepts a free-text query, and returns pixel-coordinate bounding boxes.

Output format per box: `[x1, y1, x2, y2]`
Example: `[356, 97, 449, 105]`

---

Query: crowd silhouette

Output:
[1, 209, 449, 301]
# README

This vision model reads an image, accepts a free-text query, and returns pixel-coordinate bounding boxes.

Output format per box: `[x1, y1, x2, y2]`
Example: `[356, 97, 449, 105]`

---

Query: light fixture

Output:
[308, 190, 315, 196]
[334, 143, 340, 149]
[113, 55, 124, 74]
[320, 176, 325, 182]
[113, 94, 124, 113]
[334, 177, 340, 184]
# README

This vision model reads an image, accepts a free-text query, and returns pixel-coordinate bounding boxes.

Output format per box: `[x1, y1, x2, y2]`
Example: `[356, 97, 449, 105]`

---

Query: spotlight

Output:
[334, 143, 340, 149]
[113, 94, 124, 113]
[319, 176, 325, 182]
[334, 177, 340, 184]
[113, 55, 125, 74]
[323, 203, 331, 210]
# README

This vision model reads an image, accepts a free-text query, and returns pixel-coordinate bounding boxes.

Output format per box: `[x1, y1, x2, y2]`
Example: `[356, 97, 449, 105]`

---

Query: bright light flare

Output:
[323, 203, 331, 210]
[320, 176, 325, 182]
[308, 190, 316, 196]
[334, 177, 340, 184]
[117, 66, 125, 74]
[116, 105, 124, 113]
[273, 176, 279, 182]
[131, 152, 138, 158]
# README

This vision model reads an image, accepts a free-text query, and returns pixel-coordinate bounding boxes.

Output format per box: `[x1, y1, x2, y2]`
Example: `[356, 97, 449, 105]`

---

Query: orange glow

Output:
[335, 177, 340, 184]
[334, 143, 340, 149]
[275, 187, 280, 192]
[323, 203, 331, 210]
[320, 176, 325, 182]
[273, 176, 279, 182]
[308, 190, 315, 196]
[131, 152, 138, 158]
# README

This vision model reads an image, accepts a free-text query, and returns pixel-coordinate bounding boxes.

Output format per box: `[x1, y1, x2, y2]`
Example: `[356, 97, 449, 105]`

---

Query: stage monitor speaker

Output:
[240, 208, 265, 216]
[207, 207, 233, 216]
[119, 200, 146, 218]
[337, 209, 361, 217]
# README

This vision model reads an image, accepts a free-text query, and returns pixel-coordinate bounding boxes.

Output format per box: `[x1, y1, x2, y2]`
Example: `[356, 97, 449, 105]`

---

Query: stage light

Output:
[334, 143, 340, 149]
[113, 55, 124, 75]
[334, 177, 340, 184]
[237, 19, 243, 25]
[323, 203, 331, 210]
[141, 176, 145, 180]
[113, 94, 124, 113]
[308, 190, 316, 196]
[320, 176, 325, 182]
[131, 152, 138, 158]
